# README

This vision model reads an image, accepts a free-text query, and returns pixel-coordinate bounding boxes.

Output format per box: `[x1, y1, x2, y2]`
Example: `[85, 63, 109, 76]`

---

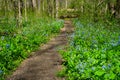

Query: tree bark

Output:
[65, 0, 68, 9]
[18, 0, 22, 27]
[108, 1, 115, 18]
[31, 0, 37, 11]
[52, 0, 56, 18]
[24, 0, 27, 21]
[13, 0, 19, 27]
[56, 0, 59, 18]
[32, 0, 37, 9]
[37, 0, 41, 11]
[116, 0, 120, 18]
[43, 0, 45, 12]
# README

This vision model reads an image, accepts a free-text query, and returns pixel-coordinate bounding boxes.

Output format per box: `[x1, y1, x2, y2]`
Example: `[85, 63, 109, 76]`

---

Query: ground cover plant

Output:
[0, 17, 64, 80]
[1, 0, 120, 80]
[60, 18, 120, 80]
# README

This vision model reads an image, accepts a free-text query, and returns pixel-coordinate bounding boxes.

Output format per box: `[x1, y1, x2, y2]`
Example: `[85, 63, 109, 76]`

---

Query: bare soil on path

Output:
[7, 20, 74, 80]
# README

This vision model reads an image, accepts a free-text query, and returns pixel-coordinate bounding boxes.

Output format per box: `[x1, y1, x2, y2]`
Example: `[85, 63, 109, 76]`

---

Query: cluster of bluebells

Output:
[1, 36, 5, 40]
[76, 62, 87, 74]
[0, 70, 3, 75]
[6, 44, 10, 49]
[63, 19, 120, 79]
[102, 64, 112, 70]
[0, 19, 64, 79]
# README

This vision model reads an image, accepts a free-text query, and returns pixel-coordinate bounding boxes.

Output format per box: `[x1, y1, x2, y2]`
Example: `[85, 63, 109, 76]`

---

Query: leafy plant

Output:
[0, 17, 64, 80]
[60, 18, 120, 80]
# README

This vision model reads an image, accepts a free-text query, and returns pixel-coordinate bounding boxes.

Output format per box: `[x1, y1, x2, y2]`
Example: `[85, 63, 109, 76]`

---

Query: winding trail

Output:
[7, 20, 74, 80]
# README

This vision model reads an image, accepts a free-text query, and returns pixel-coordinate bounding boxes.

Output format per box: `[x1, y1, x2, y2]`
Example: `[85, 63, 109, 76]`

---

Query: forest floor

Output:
[7, 20, 74, 80]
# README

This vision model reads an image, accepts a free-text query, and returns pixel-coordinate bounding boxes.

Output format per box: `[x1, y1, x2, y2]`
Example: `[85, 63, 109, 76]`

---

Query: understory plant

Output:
[0, 17, 64, 80]
[60, 18, 120, 80]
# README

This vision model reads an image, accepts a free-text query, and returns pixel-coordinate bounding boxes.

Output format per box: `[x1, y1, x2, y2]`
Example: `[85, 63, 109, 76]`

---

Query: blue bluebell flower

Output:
[70, 33, 75, 38]
[75, 45, 81, 51]
[102, 65, 106, 69]
[0, 70, 3, 74]
[6, 44, 10, 49]
[70, 41, 75, 46]
[82, 32, 84, 35]
[76, 22, 83, 27]
[91, 67, 95, 71]
[118, 36, 120, 40]
[1, 36, 4, 40]
[118, 41, 120, 45]
[77, 62, 87, 69]
[111, 42, 117, 47]
[108, 64, 111, 69]
[79, 63, 83, 67]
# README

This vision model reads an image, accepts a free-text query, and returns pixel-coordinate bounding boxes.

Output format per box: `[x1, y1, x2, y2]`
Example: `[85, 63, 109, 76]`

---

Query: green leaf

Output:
[95, 70, 105, 76]
[109, 72, 115, 79]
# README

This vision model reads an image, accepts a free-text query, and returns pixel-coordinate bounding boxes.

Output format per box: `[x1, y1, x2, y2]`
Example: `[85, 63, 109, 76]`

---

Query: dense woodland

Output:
[0, 0, 120, 80]
[0, 0, 120, 23]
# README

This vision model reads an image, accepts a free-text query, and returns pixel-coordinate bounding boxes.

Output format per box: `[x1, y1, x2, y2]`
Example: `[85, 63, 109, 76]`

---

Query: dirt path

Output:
[7, 20, 74, 80]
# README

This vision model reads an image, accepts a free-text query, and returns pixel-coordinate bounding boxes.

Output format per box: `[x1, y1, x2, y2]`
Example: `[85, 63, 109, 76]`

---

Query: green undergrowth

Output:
[0, 17, 64, 80]
[60, 18, 120, 80]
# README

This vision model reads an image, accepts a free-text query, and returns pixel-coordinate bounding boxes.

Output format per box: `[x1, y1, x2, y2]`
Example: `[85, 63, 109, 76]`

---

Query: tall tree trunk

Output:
[52, 0, 55, 18]
[65, 0, 68, 9]
[56, 0, 59, 18]
[24, 0, 27, 21]
[4, 0, 7, 17]
[31, 0, 37, 11]
[18, 0, 22, 27]
[47, 0, 51, 16]
[43, 0, 45, 12]
[116, 0, 120, 18]
[108, 1, 115, 18]
[105, 4, 108, 15]
[4, 0, 9, 23]
[13, 0, 19, 27]
[81, 0, 84, 13]
[37, 0, 41, 12]
[93, 1, 97, 21]
[12, 0, 22, 27]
